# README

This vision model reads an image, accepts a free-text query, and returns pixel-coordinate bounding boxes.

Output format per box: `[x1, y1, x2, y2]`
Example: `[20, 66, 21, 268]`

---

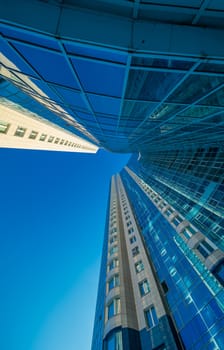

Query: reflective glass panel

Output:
[13, 43, 79, 88]
[72, 58, 125, 97]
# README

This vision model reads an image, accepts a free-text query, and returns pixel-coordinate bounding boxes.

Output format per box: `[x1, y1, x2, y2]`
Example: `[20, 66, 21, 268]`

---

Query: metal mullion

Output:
[133, 0, 140, 19]
[6, 36, 60, 55]
[67, 52, 125, 68]
[115, 54, 132, 134]
[57, 40, 104, 137]
[192, 0, 211, 24]
[60, 37, 128, 57]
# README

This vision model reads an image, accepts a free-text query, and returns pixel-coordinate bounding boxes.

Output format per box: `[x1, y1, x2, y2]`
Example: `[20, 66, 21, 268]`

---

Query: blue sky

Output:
[0, 148, 130, 350]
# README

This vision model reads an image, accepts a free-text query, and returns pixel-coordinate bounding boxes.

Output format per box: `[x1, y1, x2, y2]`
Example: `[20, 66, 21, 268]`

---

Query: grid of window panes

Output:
[0, 79, 96, 145]
[128, 148, 224, 251]
[121, 169, 224, 350]
[1, 25, 224, 153]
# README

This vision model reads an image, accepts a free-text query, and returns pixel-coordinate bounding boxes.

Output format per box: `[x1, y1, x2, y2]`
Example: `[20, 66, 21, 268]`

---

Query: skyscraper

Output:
[1, 1, 224, 349]
[0, 79, 98, 153]
[92, 165, 224, 350]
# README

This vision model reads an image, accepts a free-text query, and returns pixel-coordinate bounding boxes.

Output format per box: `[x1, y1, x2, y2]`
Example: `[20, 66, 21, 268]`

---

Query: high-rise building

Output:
[0, 77, 98, 153]
[1, 2, 224, 349]
[92, 165, 224, 350]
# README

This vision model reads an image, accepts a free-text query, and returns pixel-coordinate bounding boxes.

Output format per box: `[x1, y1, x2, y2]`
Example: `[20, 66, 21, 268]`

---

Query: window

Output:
[127, 221, 132, 227]
[14, 126, 26, 137]
[39, 133, 47, 141]
[125, 215, 130, 220]
[60, 139, 64, 144]
[109, 258, 119, 271]
[54, 137, 60, 144]
[144, 306, 158, 328]
[29, 130, 38, 139]
[64, 140, 68, 145]
[108, 274, 120, 291]
[182, 228, 192, 240]
[135, 260, 144, 273]
[104, 329, 123, 350]
[0, 121, 10, 134]
[48, 136, 54, 143]
[161, 281, 169, 294]
[132, 246, 139, 257]
[107, 298, 121, 319]
[109, 245, 118, 256]
[128, 227, 134, 234]
[165, 208, 174, 217]
[197, 240, 214, 258]
[130, 236, 136, 244]
[139, 279, 150, 296]
[110, 228, 117, 234]
[110, 235, 118, 244]
[172, 215, 182, 226]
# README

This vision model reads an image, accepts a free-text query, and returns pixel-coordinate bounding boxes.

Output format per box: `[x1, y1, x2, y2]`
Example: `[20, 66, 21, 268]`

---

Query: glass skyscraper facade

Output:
[1, 1, 224, 349]
[92, 167, 224, 350]
[1, 1, 224, 153]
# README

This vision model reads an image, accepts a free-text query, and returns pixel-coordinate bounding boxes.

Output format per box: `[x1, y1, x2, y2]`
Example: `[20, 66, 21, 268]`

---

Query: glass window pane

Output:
[14, 126, 26, 137]
[88, 94, 121, 115]
[151, 306, 158, 326]
[48, 136, 54, 143]
[29, 130, 38, 139]
[105, 330, 123, 350]
[13, 42, 79, 89]
[125, 70, 183, 101]
[0, 121, 10, 134]
[139, 280, 150, 296]
[168, 75, 224, 104]
[130, 236, 136, 244]
[39, 133, 47, 141]
[108, 274, 120, 291]
[108, 302, 114, 319]
[132, 246, 139, 257]
[145, 306, 158, 329]
[135, 260, 144, 273]
[72, 58, 125, 97]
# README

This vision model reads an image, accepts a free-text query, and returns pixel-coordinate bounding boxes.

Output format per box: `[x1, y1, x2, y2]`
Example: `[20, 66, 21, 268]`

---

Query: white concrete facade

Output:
[0, 102, 98, 153]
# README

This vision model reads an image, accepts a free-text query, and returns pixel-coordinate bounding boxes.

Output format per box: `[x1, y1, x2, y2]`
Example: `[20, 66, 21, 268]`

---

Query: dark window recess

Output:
[161, 281, 169, 294]
[153, 345, 166, 350]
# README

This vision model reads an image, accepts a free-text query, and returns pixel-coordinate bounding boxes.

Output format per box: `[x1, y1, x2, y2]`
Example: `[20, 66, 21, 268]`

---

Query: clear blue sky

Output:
[0, 148, 130, 350]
